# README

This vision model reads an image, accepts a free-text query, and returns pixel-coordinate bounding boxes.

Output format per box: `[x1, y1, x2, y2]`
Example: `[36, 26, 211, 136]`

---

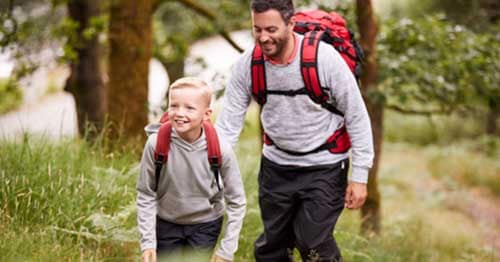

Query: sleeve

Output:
[320, 43, 374, 183]
[215, 140, 247, 261]
[215, 54, 253, 147]
[136, 134, 159, 251]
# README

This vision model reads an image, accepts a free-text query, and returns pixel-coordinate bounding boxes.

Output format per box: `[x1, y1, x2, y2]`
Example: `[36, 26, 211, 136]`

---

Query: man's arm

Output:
[320, 44, 374, 184]
[136, 134, 159, 252]
[319, 44, 374, 209]
[215, 54, 253, 147]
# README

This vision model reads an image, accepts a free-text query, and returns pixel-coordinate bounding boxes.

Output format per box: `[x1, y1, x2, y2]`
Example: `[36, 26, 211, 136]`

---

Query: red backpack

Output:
[153, 112, 222, 192]
[251, 10, 364, 156]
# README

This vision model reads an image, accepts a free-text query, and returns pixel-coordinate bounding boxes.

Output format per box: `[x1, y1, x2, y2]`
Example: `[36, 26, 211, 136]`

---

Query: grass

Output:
[0, 109, 498, 261]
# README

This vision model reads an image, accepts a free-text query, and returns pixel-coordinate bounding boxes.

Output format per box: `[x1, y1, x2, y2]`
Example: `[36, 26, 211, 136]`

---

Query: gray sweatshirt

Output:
[216, 33, 374, 183]
[136, 124, 246, 261]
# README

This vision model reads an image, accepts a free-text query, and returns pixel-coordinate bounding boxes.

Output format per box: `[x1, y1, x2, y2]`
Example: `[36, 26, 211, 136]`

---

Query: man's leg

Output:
[294, 159, 349, 262]
[254, 157, 299, 262]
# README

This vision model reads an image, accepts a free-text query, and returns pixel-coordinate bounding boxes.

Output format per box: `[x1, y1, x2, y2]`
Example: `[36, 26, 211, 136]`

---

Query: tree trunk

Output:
[65, 0, 106, 138]
[486, 98, 499, 136]
[356, 0, 383, 235]
[164, 58, 184, 84]
[108, 0, 153, 139]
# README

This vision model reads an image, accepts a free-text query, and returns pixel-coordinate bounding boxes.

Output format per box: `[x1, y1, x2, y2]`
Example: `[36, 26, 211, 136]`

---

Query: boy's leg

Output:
[156, 216, 187, 255]
[294, 159, 349, 262]
[185, 217, 224, 259]
[254, 157, 299, 262]
[185, 216, 224, 249]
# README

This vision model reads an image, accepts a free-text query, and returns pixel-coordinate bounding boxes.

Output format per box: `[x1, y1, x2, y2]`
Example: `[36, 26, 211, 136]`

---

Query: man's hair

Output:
[250, 0, 295, 23]
[169, 77, 212, 107]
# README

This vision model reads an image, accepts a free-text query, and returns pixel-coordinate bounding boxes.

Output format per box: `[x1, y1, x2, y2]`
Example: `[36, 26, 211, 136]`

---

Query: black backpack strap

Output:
[153, 122, 172, 192]
[203, 121, 222, 191]
[301, 30, 344, 117]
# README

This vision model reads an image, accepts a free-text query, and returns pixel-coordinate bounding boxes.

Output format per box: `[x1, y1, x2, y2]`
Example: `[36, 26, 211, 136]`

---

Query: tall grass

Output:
[1, 109, 497, 261]
[0, 134, 141, 261]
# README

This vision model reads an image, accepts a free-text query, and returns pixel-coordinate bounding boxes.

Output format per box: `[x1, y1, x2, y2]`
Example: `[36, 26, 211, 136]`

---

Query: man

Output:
[216, 0, 374, 261]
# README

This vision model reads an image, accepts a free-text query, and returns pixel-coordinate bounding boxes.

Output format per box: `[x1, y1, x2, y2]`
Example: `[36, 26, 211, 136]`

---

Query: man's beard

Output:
[259, 33, 290, 59]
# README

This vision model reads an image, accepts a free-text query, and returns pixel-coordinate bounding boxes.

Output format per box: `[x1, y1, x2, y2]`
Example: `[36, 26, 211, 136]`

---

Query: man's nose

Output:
[258, 32, 270, 43]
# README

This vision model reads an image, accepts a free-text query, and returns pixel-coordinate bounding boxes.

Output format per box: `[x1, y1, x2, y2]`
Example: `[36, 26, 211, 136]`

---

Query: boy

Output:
[137, 77, 247, 262]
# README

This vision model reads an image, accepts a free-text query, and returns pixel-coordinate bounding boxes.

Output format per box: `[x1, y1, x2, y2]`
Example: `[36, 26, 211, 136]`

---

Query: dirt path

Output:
[0, 92, 77, 140]
[381, 144, 500, 256]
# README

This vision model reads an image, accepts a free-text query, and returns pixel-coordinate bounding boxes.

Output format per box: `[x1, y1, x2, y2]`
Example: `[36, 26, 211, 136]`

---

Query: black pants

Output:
[254, 157, 349, 262]
[156, 216, 223, 258]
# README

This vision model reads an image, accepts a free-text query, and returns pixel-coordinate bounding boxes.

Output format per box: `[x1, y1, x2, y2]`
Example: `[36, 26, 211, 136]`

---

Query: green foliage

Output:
[153, 0, 250, 65]
[383, 111, 487, 146]
[378, 15, 500, 115]
[0, 78, 22, 114]
[0, 1, 65, 79]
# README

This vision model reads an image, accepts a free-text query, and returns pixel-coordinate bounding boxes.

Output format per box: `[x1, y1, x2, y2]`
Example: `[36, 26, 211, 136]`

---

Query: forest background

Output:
[0, 0, 499, 261]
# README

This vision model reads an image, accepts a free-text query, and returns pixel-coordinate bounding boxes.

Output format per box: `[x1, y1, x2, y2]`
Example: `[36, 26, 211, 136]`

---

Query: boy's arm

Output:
[215, 141, 247, 261]
[321, 44, 374, 184]
[215, 55, 252, 147]
[136, 134, 159, 252]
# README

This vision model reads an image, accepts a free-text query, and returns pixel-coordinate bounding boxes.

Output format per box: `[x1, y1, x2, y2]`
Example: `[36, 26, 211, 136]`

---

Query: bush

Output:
[0, 78, 22, 114]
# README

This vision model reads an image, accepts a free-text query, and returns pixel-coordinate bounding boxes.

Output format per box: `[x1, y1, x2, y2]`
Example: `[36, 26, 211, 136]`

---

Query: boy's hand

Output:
[345, 182, 367, 209]
[142, 249, 156, 262]
[211, 254, 232, 262]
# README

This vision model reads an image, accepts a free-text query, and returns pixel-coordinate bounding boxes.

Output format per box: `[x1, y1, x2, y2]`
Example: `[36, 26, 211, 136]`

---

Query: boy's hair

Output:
[169, 77, 212, 107]
[250, 0, 295, 23]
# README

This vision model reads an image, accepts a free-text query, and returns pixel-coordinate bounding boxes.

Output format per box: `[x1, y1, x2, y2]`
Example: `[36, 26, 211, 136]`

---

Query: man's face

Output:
[252, 9, 294, 59]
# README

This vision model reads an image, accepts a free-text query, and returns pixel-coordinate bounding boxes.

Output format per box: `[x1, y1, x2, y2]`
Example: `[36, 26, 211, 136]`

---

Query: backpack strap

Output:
[301, 30, 344, 117]
[154, 121, 172, 192]
[251, 44, 267, 105]
[153, 119, 223, 192]
[203, 121, 222, 191]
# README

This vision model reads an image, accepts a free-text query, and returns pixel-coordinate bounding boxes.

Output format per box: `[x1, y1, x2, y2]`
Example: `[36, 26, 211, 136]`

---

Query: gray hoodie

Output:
[136, 124, 246, 261]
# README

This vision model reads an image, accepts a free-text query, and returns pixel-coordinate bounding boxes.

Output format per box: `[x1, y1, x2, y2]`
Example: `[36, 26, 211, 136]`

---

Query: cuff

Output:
[216, 249, 233, 261]
[140, 241, 156, 252]
[350, 166, 369, 184]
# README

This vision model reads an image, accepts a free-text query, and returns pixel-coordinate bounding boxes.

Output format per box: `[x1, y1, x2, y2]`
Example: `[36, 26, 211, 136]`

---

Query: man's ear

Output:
[288, 15, 296, 29]
[203, 108, 213, 122]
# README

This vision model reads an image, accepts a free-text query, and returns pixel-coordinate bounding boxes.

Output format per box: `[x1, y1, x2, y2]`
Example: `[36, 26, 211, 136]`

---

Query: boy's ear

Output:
[203, 108, 213, 122]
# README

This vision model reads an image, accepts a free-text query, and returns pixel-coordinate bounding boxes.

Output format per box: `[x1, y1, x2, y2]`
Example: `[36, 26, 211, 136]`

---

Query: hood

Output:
[144, 123, 207, 152]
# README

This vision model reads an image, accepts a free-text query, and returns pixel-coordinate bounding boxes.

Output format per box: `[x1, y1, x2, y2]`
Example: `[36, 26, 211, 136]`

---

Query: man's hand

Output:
[345, 182, 367, 209]
[141, 249, 156, 262]
[211, 254, 232, 262]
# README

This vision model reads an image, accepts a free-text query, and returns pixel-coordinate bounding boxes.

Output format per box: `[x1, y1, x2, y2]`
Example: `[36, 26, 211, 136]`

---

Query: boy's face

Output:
[252, 9, 294, 59]
[168, 87, 212, 142]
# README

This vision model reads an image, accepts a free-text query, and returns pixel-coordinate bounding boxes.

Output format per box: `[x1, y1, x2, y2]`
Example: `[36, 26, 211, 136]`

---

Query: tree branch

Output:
[154, 0, 244, 53]
[386, 104, 451, 116]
